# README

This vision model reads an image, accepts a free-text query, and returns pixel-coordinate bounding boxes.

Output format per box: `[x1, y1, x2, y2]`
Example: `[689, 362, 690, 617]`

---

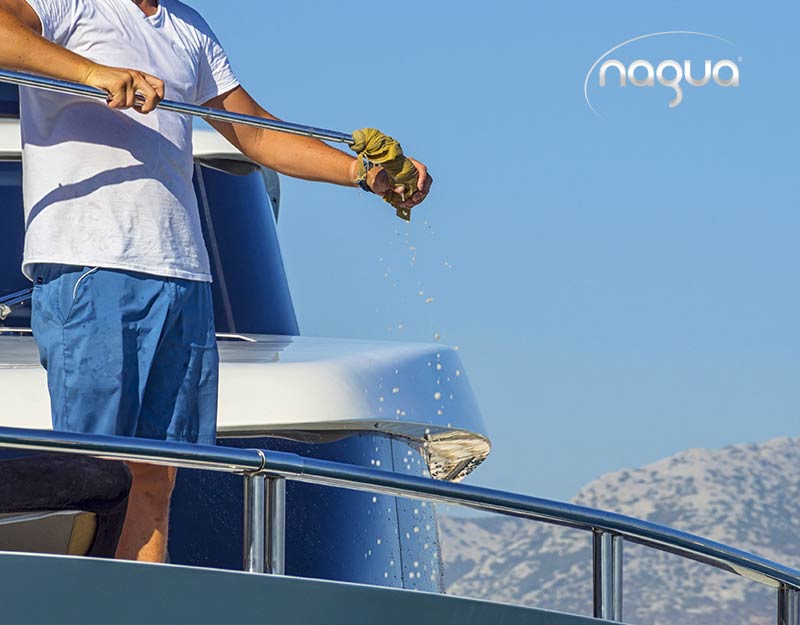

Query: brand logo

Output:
[584, 32, 739, 114]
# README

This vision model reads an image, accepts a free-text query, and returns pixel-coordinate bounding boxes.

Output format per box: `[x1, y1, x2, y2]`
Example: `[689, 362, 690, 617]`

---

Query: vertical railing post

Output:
[612, 534, 623, 621]
[593, 530, 623, 622]
[243, 474, 286, 575]
[266, 476, 286, 575]
[778, 585, 800, 625]
[243, 474, 266, 573]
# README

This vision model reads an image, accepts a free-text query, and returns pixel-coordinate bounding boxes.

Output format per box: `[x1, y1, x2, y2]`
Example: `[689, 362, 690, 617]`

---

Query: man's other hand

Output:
[82, 64, 164, 114]
[367, 157, 433, 209]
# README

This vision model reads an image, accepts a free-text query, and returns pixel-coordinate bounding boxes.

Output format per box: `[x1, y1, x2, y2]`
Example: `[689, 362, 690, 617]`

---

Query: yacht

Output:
[0, 79, 798, 625]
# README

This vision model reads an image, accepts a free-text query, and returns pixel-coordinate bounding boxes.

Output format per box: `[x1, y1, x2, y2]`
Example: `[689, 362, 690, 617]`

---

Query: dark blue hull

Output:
[169, 433, 443, 592]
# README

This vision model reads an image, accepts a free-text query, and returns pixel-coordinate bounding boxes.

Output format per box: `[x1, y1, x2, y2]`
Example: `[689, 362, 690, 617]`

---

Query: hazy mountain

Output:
[438, 437, 800, 625]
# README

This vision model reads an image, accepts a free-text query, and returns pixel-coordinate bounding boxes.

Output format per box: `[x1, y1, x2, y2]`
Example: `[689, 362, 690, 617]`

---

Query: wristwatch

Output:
[355, 157, 375, 193]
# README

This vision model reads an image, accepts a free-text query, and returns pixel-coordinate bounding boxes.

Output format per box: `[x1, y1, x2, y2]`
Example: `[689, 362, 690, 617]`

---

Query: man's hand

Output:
[82, 64, 164, 114]
[367, 157, 433, 209]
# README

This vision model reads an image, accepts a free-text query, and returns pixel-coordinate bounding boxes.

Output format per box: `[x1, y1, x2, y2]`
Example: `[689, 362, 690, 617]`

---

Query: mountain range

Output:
[438, 437, 800, 625]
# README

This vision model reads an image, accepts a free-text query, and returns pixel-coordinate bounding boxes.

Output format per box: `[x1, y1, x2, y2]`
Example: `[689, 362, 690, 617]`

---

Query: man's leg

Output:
[115, 462, 177, 562]
[32, 266, 218, 563]
[31, 265, 181, 563]
[121, 279, 219, 562]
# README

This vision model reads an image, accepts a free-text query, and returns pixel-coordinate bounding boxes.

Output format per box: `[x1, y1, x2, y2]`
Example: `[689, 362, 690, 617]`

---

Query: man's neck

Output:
[131, 0, 159, 17]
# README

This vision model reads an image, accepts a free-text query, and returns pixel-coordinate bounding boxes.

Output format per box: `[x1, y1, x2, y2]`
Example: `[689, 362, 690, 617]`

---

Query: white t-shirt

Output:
[20, 0, 239, 282]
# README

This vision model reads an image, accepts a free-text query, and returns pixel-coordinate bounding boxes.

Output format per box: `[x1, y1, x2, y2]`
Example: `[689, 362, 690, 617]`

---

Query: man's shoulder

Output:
[164, 0, 213, 33]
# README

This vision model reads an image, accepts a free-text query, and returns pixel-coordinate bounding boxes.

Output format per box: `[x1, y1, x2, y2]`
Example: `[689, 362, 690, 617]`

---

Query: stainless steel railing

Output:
[0, 425, 797, 625]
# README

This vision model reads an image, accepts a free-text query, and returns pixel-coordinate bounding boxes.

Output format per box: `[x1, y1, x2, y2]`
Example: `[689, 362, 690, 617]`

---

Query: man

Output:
[0, 0, 431, 563]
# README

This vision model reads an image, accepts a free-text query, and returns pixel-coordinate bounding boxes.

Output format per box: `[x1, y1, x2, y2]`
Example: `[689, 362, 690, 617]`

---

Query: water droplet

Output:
[433, 333, 441, 341]
[455, 369, 461, 376]
[424, 298, 434, 304]
[372, 496, 378, 503]
[435, 363, 443, 371]
[433, 392, 442, 400]
[392, 387, 400, 394]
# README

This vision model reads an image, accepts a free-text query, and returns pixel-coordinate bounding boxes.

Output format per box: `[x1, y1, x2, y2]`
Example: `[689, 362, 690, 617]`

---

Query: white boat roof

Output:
[0, 118, 243, 159]
[0, 334, 489, 481]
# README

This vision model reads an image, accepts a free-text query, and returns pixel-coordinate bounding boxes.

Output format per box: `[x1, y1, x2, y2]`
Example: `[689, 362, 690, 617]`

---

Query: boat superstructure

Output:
[0, 80, 490, 595]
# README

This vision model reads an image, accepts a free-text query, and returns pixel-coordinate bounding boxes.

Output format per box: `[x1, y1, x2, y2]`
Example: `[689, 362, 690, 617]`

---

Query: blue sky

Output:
[189, 0, 799, 501]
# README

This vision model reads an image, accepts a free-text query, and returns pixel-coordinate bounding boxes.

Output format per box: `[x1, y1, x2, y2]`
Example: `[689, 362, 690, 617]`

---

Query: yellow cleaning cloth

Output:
[350, 128, 419, 221]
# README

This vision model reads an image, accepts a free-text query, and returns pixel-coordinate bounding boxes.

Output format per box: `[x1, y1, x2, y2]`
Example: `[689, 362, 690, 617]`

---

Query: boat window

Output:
[0, 161, 29, 328]
[0, 158, 298, 336]
[193, 162, 298, 335]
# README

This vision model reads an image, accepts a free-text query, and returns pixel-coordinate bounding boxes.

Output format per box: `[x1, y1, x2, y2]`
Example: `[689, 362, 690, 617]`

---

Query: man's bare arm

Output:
[205, 86, 432, 208]
[0, 0, 163, 111]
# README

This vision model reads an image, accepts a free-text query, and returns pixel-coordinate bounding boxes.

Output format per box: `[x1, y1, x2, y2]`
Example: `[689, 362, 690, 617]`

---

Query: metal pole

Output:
[243, 474, 286, 575]
[0, 287, 33, 321]
[243, 474, 266, 573]
[0, 69, 354, 145]
[594, 530, 623, 621]
[612, 534, 623, 622]
[779, 585, 800, 625]
[265, 477, 287, 575]
[594, 531, 612, 620]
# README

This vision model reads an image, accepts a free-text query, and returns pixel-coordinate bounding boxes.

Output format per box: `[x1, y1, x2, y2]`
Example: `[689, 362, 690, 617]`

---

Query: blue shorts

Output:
[30, 264, 219, 445]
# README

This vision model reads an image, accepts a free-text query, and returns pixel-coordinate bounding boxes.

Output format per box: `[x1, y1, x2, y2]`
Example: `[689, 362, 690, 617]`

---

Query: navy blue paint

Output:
[390, 436, 444, 592]
[0, 84, 19, 117]
[0, 162, 31, 326]
[193, 164, 298, 336]
[169, 434, 443, 591]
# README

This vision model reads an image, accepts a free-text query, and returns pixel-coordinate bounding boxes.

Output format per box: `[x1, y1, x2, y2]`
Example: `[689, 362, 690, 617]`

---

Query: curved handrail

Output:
[0, 426, 798, 621]
[263, 452, 800, 591]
